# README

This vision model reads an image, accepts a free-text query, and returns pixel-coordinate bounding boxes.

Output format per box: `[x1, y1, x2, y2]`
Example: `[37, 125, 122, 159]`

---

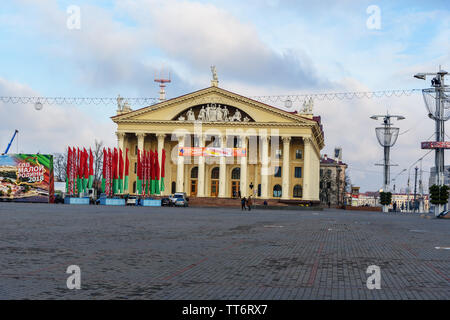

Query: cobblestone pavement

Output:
[0, 203, 448, 299]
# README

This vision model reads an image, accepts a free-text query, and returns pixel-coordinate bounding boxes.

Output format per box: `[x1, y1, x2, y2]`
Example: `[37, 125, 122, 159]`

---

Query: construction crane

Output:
[2, 130, 18, 155]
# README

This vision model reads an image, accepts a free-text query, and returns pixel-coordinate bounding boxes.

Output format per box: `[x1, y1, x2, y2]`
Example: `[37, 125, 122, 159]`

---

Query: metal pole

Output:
[413, 166, 418, 213]
[435, 70, 445, 216]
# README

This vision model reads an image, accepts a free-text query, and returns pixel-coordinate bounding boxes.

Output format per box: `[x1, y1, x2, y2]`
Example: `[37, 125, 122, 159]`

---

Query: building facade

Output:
[111, 83, 325, 200]
[319, 153, 347, 206]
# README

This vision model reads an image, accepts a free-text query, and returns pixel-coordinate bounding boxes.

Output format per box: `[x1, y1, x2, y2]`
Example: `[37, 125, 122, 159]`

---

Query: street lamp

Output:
[371, 113, 405, 212]
[414, 66, 450, 216]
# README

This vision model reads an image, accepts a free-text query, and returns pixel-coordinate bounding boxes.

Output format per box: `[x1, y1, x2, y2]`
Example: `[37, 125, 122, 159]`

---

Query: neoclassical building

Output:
[111, 80, 324, 201]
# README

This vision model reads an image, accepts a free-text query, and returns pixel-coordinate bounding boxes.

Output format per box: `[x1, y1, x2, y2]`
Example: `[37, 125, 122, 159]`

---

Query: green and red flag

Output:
[88, 148, 94, 189]
[155, 150, 160, 194]
[124, 148, 129, 193]
[137, 149, 142, 195]
[150, 150, 155, 194]
[119, 148, 124, 194]
[113, 148, 118, 194]
[66, 147, 70, 193]
[143, 150, 148, 195]
[101, 148, 106, 193]
[77, 148, 82, 194]
[160, 148, 166, 192]
[83, 148, 89, 193]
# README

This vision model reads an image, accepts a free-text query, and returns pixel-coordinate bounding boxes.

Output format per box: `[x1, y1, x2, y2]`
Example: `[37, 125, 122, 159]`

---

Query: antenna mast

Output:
[154, 69, 171, 102]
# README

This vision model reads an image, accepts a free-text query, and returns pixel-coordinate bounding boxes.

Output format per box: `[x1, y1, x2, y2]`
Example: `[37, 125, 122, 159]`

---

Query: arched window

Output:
[211, 167, 220, 179]
[293, 185, 302, 198]
[191, 167, 198, 179]
[231, 167, 240, 179]
[273, 184, 282, 197]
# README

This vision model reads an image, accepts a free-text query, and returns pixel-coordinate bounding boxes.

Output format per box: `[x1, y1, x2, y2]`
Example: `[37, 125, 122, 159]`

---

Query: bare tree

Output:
[53, 151, 67, 182]
[93, 140, 104, 189]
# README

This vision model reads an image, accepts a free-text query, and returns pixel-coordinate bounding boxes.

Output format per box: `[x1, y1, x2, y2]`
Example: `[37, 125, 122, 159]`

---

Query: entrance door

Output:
[211, 180, 219, 197]
[190, 180, 198, 196]
[231, 181, 240, 198]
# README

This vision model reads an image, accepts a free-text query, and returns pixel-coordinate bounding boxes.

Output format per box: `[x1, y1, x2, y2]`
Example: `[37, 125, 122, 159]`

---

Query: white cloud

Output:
[0, 78, 116, 154]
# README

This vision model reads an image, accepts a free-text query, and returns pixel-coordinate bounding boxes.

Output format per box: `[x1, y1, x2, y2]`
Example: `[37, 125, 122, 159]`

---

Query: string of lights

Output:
[0, 88, 422, 107]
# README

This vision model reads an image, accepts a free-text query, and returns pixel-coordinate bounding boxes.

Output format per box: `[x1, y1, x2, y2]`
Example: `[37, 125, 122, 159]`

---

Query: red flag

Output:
[119, 148, 124, 180]
[83, 148, 89, 180]
[137, 149, 141, 180]
[125, 148, 129, 176]
[161, 149, 166, 178]
[155, 150, 160, 180]
[150, 150, 155, 180]
[89, 148, 94, 176]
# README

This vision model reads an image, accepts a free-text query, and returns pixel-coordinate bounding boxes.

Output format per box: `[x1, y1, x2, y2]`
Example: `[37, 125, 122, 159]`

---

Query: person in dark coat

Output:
[241, 197, 247, 211]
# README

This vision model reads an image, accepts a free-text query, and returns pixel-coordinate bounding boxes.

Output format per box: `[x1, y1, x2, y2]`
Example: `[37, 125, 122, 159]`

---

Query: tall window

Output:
[295, 149, 302, 159]
[134, 162, 137, 174]
[231, 167, 240, 179]
[273, 184, 282, 197]
[257, 184, 261, 197]
[275, 149, 282, 159]
[294, 167, 302, 178]
[274, 166, 281, 177]
[211, 167, 220, 179]
[233, 137, 241, 148]
[135, 145, 138, 156]
[191, 167, 198, 179]
[293, 185, 302, 198]
[133, 181, 136, 193]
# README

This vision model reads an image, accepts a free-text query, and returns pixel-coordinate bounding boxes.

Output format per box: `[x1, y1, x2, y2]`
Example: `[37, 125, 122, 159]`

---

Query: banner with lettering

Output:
[178, 147, 247, 157]
[0, 154, 54, 203]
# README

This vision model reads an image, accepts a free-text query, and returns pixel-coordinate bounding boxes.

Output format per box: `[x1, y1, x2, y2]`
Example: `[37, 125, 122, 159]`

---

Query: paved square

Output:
[0, 203, 448, 299]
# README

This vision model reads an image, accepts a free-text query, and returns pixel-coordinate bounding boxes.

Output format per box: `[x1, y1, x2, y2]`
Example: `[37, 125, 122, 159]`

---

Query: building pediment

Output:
[111, 86, 316, 126]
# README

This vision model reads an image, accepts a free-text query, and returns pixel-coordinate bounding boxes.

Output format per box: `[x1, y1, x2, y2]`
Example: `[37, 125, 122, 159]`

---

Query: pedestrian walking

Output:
[247, 196, 252, 211]
[241, 197, 247, 211]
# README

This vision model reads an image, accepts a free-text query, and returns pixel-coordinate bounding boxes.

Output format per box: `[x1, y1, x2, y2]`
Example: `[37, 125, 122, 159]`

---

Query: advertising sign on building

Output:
[179, 147, 247, 157]
[0, 154, 54, 203]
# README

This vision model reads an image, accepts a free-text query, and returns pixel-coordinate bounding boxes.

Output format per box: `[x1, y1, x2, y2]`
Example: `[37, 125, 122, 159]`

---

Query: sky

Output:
[0, 0, 449, 192]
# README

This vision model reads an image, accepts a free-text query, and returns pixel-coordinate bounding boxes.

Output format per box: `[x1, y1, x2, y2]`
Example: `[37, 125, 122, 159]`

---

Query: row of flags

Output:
[66, 146, 166, 197]
[136, 148, 166, 195]
[66, 147, 94, 195]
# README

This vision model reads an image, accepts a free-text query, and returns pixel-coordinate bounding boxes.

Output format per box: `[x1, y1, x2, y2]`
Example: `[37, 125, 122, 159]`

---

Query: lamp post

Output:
[371, 113, 405, 212]
[414, 66, 449, 216]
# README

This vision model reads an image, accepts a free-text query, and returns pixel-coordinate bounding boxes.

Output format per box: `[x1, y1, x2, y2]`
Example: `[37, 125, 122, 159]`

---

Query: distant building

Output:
[319, 150, 347, 206]
[428, 165, 450, 187]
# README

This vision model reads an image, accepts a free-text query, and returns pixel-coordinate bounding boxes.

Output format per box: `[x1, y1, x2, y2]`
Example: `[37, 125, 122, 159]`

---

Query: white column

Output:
[218, 135, 227, 198]
[136, 133, 146, 152]
[177, 135, 185, 193]
[197, 135, 206, 197]
[281, 136, 291, 199]
[303, 137, 312, 200]
[240, 135, 248, 197]
[261, 135, 269, 199]
[116, 132, 125, 152]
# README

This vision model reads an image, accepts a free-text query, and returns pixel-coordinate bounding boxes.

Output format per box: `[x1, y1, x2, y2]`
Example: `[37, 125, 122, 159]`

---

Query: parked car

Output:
[127, 196, 137, 206]
[169, 193, 188, 205]
[174, 197, 188, 207]
[161, 197, 171, 206]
